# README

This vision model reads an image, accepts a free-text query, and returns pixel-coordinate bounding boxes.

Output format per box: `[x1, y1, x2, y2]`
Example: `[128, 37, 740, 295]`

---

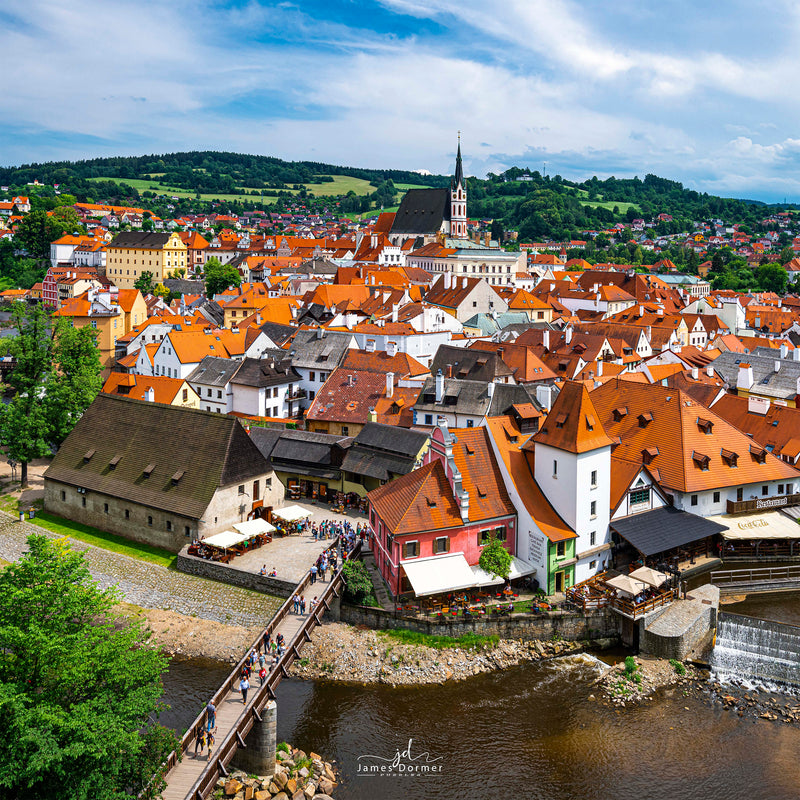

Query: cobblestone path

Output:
[0, 513, 282, 627]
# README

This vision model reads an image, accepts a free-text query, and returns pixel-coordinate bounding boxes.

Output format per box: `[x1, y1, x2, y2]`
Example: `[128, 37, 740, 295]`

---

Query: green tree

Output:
[756, 262, 789, 294]
[134, 271, 155, 296]
[44, 322, 103, 447]
[778, 245, 794, 265]
[153, 282, 170, 299]
[341, 559, 374, 605]
[478, 534, 512, 580]
[204, 256, 241, 297]
[14, 208, 81, 260]
[0, 534, 176, 798]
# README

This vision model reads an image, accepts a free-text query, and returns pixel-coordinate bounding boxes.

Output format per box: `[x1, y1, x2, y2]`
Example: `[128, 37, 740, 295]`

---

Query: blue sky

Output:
[3, 0, 800, 202]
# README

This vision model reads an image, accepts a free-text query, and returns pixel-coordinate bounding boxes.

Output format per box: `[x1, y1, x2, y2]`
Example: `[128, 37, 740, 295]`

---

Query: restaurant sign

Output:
[756, 496, 788, 510]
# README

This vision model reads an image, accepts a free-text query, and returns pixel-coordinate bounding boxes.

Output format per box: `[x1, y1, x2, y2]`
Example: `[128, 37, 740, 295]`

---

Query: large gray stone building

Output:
[44, 394, 282, 551]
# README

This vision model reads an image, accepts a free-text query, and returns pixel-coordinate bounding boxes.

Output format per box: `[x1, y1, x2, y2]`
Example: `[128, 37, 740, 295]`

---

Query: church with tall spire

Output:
[389, 135, 469, 246]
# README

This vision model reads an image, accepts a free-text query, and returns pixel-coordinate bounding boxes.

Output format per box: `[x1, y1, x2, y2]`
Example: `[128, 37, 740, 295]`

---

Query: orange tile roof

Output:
[485, 416, 575, 542]
[341, 349, 429, 377]
[102, 373, 191, 404]
[589, 381, 800, 492]
[306, 368, 389, 424]
[531, 381, 616, 453]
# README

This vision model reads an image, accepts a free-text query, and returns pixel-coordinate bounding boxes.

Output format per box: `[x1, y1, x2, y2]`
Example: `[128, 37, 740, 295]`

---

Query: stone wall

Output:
[177, 547, 297, 597]
[340, 603, 618, 642]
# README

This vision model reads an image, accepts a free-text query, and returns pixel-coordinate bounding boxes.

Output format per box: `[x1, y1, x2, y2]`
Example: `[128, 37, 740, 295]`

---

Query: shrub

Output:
[341, 559, 374, 605]
[669, 658, 686, 675]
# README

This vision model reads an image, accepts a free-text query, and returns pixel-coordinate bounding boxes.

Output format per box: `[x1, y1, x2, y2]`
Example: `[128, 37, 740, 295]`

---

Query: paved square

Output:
[232, 502, 366, 583]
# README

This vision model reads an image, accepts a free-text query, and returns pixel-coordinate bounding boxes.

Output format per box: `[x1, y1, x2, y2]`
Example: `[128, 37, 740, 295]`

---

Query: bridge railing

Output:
[711, 564, 800, 585]
[162, 537, 362, 800]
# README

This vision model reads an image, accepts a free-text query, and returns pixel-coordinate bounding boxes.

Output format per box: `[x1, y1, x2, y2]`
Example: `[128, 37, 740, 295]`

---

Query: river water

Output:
[161, 589, 800, 800]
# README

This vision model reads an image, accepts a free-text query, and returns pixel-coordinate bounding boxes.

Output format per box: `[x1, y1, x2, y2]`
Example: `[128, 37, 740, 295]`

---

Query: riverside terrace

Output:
[178, 501, 367, 587]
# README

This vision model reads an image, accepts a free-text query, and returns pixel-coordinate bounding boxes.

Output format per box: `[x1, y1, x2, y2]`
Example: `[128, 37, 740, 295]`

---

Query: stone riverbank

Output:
[214, 744, 338, 800]
[598, 654, 703, 706]
[286, 621, 610, 685]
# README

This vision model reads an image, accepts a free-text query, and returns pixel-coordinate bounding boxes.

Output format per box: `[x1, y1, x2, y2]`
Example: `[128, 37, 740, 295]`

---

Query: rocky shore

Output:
[286, 621, 608, 685]
[599, 654, 702, 706]
[212, 744, 338, 800]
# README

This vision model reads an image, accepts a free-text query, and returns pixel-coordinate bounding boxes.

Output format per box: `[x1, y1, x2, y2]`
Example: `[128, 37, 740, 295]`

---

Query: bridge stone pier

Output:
[232, 700, 277, 776]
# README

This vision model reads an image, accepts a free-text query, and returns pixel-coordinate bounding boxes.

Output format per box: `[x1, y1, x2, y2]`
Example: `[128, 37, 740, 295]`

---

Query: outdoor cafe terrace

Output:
[565, 566, 679, 620]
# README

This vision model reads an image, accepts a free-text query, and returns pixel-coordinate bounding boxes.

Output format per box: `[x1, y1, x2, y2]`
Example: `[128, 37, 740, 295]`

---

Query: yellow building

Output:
[105, 231, 187, 289]
[54, 288, 148, 374]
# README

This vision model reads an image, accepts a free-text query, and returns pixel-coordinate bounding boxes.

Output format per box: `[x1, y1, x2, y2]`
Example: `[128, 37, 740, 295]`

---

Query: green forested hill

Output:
[0, 151, 787, 240]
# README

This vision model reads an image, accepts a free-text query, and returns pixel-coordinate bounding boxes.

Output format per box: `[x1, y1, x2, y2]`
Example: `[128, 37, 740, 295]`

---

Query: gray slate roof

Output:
[413, 377, 543, 418]
[250, 428, 351, 480]
[712, 350, 800, 401]
[230, 357, 300, 388]
[109, 231, 174, 249]
[44, 394, 270, 519]
[430, 344, 514, 383]
[187, 356, 242, 387]
[390, 188, 450, 235]
[341, 422, 429, 481]
[288, 330, 353, 370]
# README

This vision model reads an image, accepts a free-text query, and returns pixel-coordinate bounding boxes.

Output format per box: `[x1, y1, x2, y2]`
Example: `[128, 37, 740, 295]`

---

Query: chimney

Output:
[638, 304, 644, 316]
[145, 386, 155, 402]
[706, 365, 714, 377]
[542, 329, 550, 350]
[737, 363, 754, 391]
[794, 348, 800, 362]
[462, 277, 467, 289]
[487, 381, 495, 398]
[691, 367, 698, 380]
[484, 232, 490, 247]
[597, 360, 603, 377]
[535, 383, 553, 411]
[435, 369, 444, 403]
[781, 342, 789, 359]
[391, 305, 399, 323]
[444, 272, 451, 290]
[565, 327, 572, 344]
[755, 316, 761, 329]
[775, 360, 781, 373]
[316, 327, 324, 340]
[386, 372, 394, 398]
[386, 340, 398, 357]
[368, 407, 377, 423]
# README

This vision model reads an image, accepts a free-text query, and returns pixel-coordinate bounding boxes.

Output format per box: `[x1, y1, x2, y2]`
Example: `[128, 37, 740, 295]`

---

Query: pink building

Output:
[368, 424, 516, 599]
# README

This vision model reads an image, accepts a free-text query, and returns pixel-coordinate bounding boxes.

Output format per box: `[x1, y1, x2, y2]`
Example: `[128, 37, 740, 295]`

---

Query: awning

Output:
[629, 566, 669, 588]
[401, 553, 478, 597]
[471, 556, 537, 587]
[273, 504, 312, 522]
[611, 506, 727, 557]
[604, 574, 649, 598]
[202, 530, 245, 549]
[709, 510, 800, 540]
[233, 518, 276, 538]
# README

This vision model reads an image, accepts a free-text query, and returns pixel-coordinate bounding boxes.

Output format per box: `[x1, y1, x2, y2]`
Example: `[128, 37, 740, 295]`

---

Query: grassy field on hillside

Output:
[304, 175, 375, 196]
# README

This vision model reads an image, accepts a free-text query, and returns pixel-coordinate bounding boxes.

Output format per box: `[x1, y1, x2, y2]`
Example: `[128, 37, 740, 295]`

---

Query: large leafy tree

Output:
[13, 208, 81, 260]
[204, 256, 241, 297]
[44, 322, 104, 447]
[0, 534, 176, 798]
[0, 304, 103, 485]
[756, 262, 789, 294]
[134, 271, 154, 296]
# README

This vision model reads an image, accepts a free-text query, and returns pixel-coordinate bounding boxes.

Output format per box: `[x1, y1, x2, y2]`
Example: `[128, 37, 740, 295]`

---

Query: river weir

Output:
[711, 611, 800, 689]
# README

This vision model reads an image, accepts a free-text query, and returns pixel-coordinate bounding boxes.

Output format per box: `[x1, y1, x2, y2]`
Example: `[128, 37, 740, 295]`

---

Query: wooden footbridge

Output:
[711, 564, 800, 595]
[156, 539, 361, 800]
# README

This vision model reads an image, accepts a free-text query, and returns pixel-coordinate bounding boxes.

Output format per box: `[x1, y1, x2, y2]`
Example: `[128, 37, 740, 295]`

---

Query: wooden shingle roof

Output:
[44, 394, 271, 519]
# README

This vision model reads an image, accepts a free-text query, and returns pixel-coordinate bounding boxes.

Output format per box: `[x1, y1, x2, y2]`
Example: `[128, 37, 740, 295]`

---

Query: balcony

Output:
[726, 492, 800, 515]
[286, 388, 307, 400]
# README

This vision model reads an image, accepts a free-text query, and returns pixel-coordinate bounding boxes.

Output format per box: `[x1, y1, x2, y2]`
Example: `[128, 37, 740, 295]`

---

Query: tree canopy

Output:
[478, 534, 512, 580]
[0, 303, 103, 485]
[204, 256, 242, 297]
[134, 271, 154, 296]
[0, 534, 176, 798]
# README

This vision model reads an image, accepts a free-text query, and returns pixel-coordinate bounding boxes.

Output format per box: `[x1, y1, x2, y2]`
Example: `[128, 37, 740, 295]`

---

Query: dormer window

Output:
[642, 447, 659, 465]
[638, 412, 653, 428]
[613, 406, 628, 421]
[750, 444, 767, 464]
[697, 417, 714, 434]
[585, 414, 595, 431]
[426, 497, 437, 508]
[171, 470, 186, 484]
[143, 463, 156, 478]
[83, 449, 95, 463]
[721, 449, 738, 467]
[555, 413, 568, 428]
[692, 451, 710, 471]
[109, 455, 121, 470]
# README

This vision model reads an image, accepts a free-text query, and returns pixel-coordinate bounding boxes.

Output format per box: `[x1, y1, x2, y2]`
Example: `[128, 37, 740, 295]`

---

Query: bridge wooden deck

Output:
[156, 541, 359, 800]
[711, 564, 800, 595]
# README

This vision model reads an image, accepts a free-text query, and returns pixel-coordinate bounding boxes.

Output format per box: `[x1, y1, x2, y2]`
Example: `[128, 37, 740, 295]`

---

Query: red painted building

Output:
[368, 423, 516, 598]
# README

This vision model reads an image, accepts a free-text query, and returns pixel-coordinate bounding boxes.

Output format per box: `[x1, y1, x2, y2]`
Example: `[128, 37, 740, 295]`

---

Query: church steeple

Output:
[453, 133, 464, 189]
[450, 132, 467, 238]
